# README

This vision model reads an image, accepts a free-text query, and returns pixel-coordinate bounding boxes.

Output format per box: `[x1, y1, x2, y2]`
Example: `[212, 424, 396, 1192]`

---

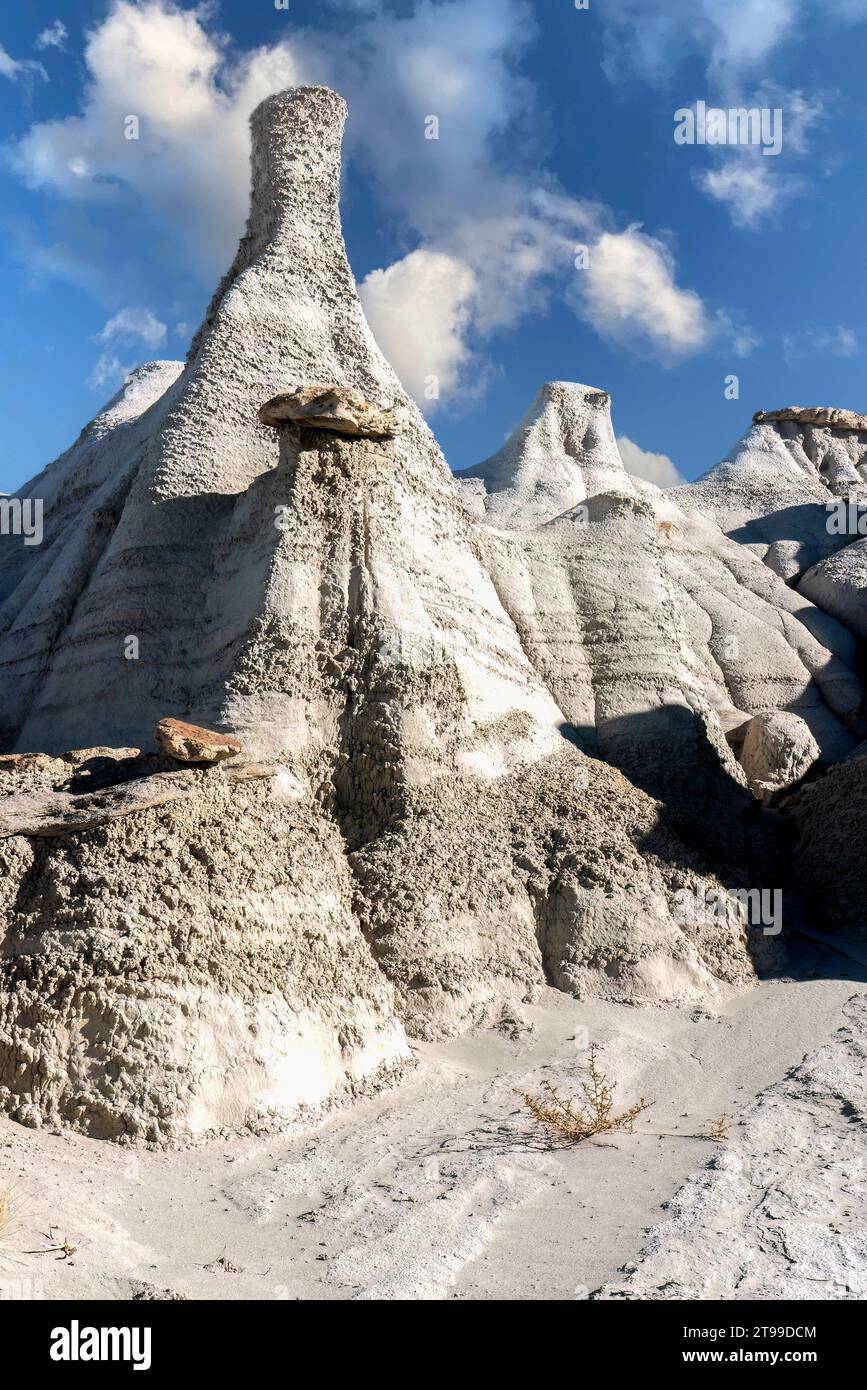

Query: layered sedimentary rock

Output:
[459, 390, 864, 862]
[672, 408, 867, 582]
[0, 88, 779, 1140]
[0, 360, 183, 735]
[799, 538, 867, 642]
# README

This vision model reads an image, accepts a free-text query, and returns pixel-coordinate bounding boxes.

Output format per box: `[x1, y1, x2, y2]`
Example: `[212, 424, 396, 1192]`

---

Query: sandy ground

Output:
[601, 991, 867, 1300]
[1, 942, 864, 1302]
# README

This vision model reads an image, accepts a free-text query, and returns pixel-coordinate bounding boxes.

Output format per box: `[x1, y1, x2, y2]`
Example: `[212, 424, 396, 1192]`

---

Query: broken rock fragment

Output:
[0, 752, 68, 780]
[738, 710, 820, 803]
[155, 718, 242, 764]
[0, 771, 195, 838]
[62, 746, 141, 766]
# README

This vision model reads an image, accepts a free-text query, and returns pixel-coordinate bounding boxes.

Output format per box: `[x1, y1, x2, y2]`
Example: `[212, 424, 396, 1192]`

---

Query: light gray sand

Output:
[601, 992, 867, 1300]
[1, 953, 862, 1301]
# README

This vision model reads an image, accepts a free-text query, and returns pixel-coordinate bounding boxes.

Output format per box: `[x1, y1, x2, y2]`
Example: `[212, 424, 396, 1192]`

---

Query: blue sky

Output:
[2, 0, 867, 492]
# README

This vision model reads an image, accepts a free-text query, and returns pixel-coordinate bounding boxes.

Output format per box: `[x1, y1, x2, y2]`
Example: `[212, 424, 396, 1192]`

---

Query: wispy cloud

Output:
[88, 352, 130, 390]
[598, 0, 866, 89]
[88, 304, 167, 389]
[693, 86, 826, 228]
[35, 21, 68, 52]
[597, 0, 862, 228]
[0, 42, 47, 83]
[697, 159, 800, 228]
[782, 325, 859, 364]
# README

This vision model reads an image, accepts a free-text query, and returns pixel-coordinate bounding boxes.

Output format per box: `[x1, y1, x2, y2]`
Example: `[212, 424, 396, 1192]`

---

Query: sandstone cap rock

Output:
[258, 385, 402, 437]
[155, 718, 242, 764]
[753, 406, 867, 432]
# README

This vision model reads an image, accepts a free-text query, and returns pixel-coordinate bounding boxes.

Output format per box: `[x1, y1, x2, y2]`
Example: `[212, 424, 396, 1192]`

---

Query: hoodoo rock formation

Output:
[0, 86, 865, 1143]
[672, 407, 867, 582]
[457, 382, 635, 529]
[457, 386, 865, 861]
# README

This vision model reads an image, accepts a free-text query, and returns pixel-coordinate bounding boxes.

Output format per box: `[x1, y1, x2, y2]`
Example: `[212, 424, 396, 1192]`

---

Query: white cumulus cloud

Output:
[577, 227, 711, 360]
[12, 0, 304, 279]
[360, 250, 480, 405]
[617, 434, 685, 486]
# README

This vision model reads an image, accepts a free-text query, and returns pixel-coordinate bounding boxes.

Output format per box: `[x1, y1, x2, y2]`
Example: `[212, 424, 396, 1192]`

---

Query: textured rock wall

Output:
[784, 751, 867, 936]
[0, 362, 183, 749]
[799, 538, 867, 642]
[0, 768, 410, 1140]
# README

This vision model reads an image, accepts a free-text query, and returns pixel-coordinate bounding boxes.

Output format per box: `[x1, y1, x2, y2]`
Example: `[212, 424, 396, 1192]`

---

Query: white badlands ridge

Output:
[0, 87, 864, 1154]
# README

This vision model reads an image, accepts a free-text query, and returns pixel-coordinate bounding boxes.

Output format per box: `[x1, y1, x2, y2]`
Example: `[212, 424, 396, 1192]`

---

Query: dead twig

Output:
[23, 1226, 78, 1263]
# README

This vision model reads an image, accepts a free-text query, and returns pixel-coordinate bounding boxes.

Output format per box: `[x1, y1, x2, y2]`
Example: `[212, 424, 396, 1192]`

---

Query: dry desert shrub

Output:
[707, 1113, 731, 1141]
[518, 1043, 652, 1145]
